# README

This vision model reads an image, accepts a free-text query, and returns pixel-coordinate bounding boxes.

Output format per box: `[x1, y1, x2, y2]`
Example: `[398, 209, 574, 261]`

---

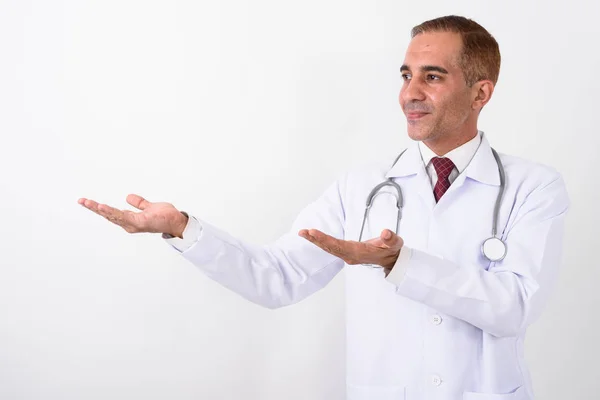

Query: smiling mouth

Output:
[406, 112, 429, 120]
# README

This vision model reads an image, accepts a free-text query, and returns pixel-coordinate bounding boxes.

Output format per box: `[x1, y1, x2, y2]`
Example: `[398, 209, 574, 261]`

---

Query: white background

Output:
[1, 0, 598, 399]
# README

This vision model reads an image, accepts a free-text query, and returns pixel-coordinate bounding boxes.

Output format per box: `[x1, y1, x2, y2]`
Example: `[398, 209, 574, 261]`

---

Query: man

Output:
[79, 15, 569, 400]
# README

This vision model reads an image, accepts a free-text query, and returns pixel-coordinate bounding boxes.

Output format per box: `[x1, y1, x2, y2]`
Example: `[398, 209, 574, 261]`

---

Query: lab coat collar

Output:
[384, 140, 423, 179]
[385, 132, 501, 186]
[460, 132, 501, 186]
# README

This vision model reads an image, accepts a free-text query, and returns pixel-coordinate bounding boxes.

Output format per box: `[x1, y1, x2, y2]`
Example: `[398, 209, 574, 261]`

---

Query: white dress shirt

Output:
[165, 132, 483, 284]
[420, 132, 482, 188]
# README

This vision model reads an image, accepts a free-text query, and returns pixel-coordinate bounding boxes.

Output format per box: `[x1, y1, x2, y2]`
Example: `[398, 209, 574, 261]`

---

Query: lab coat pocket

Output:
[346, 384, 406, 400]
[463, 385, 527, 400]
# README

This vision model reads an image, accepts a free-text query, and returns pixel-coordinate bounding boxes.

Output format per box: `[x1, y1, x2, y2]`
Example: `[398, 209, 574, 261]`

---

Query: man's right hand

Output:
[78, 194, 189, 238]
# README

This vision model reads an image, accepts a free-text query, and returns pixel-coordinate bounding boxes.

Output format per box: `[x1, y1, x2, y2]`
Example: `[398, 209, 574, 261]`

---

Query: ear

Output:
[472, 80, 495, 111]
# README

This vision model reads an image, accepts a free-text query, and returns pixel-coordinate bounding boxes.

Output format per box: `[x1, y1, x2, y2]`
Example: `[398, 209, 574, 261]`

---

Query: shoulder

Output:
[334, 152, 403, 199]
[345, 152, 402, 181]
[497, 151, 562, 184]
[497, 151, 570, 213]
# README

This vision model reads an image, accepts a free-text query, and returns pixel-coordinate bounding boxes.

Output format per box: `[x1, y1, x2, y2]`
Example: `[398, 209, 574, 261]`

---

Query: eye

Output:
[401, 73, 411, 81]
[427, 74, 441, 81]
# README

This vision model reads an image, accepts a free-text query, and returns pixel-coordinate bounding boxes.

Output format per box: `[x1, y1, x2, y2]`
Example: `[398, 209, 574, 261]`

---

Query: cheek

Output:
[436, 94, 469, 121]
[453, 95, 473, 120]
[398, 87, 405, 105]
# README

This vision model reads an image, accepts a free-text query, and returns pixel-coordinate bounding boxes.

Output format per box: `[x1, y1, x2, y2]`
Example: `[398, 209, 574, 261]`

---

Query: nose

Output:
[399, 78, 426, 105]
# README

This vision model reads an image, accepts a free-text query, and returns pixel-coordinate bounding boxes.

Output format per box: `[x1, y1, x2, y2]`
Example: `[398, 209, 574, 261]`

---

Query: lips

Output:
[406, 112, 429, 120]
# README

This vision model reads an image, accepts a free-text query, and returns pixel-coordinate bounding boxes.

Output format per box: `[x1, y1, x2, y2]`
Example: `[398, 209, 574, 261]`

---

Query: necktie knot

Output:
[431, 157, 455, 180]
[431, 157, 455, 203]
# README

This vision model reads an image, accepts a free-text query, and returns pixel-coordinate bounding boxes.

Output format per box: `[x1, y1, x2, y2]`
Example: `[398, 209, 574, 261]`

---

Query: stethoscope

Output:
[358, 147, 507, 262]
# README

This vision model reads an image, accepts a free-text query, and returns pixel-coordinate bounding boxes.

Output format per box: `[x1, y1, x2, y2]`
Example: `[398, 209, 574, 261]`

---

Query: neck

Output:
[423, 129, 478, 156]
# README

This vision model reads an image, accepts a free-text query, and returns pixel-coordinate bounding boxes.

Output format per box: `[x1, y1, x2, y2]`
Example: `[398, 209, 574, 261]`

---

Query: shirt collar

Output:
[418, 131, 482, 173]
[385, 131, 500, 186]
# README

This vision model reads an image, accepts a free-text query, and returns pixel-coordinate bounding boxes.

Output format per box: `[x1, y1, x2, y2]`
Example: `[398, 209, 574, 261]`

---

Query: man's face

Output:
[399, 31, 476, 143]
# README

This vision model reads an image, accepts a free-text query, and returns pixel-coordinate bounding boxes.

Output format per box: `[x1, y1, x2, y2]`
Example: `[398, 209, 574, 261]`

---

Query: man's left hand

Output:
[298, 228, 403, 276]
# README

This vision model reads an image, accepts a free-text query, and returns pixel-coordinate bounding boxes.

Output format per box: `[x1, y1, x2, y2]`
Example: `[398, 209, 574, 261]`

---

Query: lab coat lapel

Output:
[414, 165, 436, 210]
[385, 141, 436, 210]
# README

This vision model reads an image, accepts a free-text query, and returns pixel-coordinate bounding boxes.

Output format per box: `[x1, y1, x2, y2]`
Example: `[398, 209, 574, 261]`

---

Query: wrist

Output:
[164, 211, 189, 239]
[383, 249, 401, 270]
[174, 211, 189, 238]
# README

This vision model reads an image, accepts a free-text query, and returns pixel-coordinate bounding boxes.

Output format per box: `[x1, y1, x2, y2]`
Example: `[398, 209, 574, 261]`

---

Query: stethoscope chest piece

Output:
[481, 237, 507, 262]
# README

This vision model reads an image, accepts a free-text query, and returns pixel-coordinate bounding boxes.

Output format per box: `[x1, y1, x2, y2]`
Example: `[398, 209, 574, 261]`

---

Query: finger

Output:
[79, 198, 143, 232]
[126, 194, 151, 211]
[306, 230, 343, 253]
[79, 198, 101, 213]
[363, 231, 398, 248]
[95, 203, 127, 225]
[364, 237, 386, 248]
[119, 210, 144, 232]
[100, 204, 144, 229]
[82, 201, 112, 220]
[382, 229, 393, 240]
[380, 229, 404, 250]
[298, 229, 340, 254]
[299, 229, 358, 261]
[80, 198, 120, 221]
[298, 228, 322, 241]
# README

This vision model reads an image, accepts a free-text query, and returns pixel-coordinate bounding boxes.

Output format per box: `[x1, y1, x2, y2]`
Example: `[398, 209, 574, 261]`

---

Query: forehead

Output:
[403, 31, 463, 70]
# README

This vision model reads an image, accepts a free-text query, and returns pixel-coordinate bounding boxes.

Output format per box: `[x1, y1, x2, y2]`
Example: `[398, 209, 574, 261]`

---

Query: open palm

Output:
[78, 194, 188, 237]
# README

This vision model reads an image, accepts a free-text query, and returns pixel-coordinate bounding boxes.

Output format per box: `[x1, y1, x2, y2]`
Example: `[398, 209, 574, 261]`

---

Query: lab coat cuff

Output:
[177, 219, 237, 272]
[163, 215, 203, 253]
[385, 246, 413, 286]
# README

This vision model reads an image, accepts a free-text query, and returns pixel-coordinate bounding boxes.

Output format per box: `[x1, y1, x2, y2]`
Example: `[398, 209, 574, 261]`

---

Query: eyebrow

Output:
[400, 64, 449, 74]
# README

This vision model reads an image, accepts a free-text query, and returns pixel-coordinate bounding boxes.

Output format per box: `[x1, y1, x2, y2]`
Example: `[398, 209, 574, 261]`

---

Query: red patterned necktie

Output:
[431, 157, 456, 203]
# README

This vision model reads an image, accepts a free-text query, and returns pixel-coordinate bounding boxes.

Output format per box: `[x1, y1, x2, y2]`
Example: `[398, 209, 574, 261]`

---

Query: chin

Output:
[406, 124, 434, 142]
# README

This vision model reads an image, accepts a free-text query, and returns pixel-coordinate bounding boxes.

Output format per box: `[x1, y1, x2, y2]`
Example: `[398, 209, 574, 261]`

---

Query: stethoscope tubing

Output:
[358, 146, 506, 263]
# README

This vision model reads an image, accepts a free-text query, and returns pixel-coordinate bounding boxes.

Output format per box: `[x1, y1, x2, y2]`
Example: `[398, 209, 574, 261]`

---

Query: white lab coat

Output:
[176, 134, 569, 400]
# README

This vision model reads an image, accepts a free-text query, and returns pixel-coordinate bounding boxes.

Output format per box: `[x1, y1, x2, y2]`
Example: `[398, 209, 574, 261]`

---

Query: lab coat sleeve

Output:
[165, 176, 348, 309]
[390, 174, 569, 338]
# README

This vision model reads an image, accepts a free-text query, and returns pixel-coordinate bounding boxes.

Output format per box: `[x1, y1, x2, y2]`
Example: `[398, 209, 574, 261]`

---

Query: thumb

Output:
[380, 229, 403, 248]
[126, 194, 152, 211]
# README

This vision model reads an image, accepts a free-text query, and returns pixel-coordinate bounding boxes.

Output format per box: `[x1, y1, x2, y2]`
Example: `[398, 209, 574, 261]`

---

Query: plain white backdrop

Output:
[1, 0, 598, 399]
